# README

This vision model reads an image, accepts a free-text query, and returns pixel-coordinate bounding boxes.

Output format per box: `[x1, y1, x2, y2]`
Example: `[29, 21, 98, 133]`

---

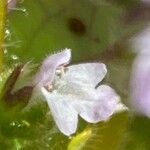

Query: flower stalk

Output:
[0, 0, 6, 70]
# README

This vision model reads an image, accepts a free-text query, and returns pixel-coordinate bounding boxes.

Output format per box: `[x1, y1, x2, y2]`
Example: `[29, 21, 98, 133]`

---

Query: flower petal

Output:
[34, 48, 71, 88]
[131, 55, 150, 116]
[8, 0, 17, 10]
[73, 85, 121, 123]
[96, 85, 123, 117]
[131, 25, 150, 117]
[64, 63, 107, 88]
[41, 87, 78, 136]
[132, 26, 150, 55]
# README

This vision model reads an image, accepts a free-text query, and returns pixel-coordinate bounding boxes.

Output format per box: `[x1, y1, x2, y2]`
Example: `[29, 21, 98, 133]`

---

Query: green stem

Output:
[0, 0, 6, 70]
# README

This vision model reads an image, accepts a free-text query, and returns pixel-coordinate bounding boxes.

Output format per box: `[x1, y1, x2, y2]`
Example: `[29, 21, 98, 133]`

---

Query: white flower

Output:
[35, 49, 126, 136]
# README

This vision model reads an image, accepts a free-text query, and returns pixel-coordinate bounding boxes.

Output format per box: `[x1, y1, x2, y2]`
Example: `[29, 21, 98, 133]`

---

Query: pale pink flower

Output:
[131, 26, 150, 117]
[131, 55, 150, 116]
[35, 49, 125, 136]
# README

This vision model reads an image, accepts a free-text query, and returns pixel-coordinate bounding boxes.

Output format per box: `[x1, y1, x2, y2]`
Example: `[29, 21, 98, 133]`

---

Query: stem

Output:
[0, 0, 6, 70]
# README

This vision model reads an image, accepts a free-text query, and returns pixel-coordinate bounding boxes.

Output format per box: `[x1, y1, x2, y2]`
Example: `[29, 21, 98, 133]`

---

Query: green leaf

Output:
[82, 111, 129, 150]
[8, 0, 126, 63]
[122, 115, 150, 150]
[68, 128, 92, 150]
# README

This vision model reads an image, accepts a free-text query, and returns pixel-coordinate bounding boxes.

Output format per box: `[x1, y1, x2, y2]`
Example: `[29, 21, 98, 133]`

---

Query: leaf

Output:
[122, 115, 150, 150]
[7, 0, 128, 63]
[82, 111, 129, 150]
[68, 128, 92, 150]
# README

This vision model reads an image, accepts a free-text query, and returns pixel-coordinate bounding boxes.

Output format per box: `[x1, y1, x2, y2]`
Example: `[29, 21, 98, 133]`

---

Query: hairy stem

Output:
[0, 0, 6, 70]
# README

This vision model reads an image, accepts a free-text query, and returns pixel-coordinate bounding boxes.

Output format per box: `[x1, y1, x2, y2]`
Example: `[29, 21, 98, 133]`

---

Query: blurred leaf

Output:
[7, 0, 128, 63]
[82, 111, 129, 150]
[68, 128, 92, 150]
[122, 116, 150, 150]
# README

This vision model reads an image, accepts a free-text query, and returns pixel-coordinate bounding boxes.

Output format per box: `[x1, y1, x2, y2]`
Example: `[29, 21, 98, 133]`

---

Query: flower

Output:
[35, 48, 126, 136]
[131, 55, 150, 116]
[131, 26, 150, 117]
[34, 48, 71, 89]
[132, 26, 150, 55]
